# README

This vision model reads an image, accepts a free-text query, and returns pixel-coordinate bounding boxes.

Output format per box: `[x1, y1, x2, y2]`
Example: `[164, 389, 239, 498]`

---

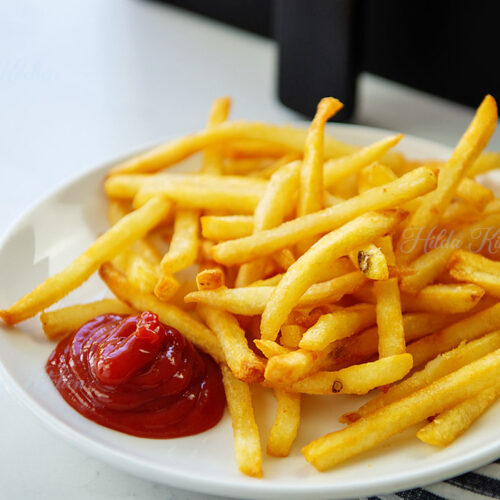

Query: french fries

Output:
[2, 95, 500, 479]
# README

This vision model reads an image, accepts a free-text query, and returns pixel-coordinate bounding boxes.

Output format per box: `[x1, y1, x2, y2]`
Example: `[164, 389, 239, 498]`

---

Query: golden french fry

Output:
[417, 383, 500, 447]
[196, 267, 225, 290]
[40, 299, 135, 340]
[117, 249, 159, 294]
[448, 249, 500, 298]
[265, 348, 321, 385]
[401, 283, 484, 314]
[299, 304, 376, 351]
[396, 95, 497, 264]
[201, 97, 231, 174]
[211, 167, 436, 266]
[221, 365, 263, 478]
[323, 135, 403, 188]
[201, 215, 254, 240]
[375, 279, 405, 357]
[260, 210, 407, 341]
[185, 271, 366, 315]
[357, 162, 397, 193]
[236, 160, 301, 287]
[298, 98, 343, 218]
[407, 303, 500, 368]
[98, 262, 224, 363]
[267, 390, 301, 457]
[154, 273, 181, 302]
[110, 121, 356, 175]
[342, 330, 500, 423]
[0, 197, 170, 325]
[289, 354, 413, 395]
[354, 243, 389, 280]
[197, 305, 265, 383]
[302, 348, 500, 471]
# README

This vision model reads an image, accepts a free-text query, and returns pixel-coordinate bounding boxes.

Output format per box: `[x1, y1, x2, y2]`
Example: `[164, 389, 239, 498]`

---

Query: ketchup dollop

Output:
[46, 311, 225, 438]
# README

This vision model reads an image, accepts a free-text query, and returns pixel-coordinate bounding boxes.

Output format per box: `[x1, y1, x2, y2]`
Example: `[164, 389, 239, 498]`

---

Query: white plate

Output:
[0, 124, 499, 500]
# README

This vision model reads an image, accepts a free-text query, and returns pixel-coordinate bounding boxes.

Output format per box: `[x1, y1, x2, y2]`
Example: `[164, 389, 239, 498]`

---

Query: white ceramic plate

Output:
[0, 124, 499, 500]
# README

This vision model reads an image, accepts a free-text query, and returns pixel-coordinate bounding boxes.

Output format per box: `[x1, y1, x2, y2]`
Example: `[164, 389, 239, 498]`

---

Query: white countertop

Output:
[1, 1, 499, 499]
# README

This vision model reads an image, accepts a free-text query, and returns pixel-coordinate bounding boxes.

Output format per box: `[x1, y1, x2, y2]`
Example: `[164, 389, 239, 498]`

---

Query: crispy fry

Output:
[267, 390, 301, 457]
[98, 262, 224, 362]
[401, 283, 484, 314]
[396, 95, 497, 264]
[355, 243, 389, 280]
[417, 383, 500, 447]
[110, 121, 356, 175]
[343, 331, 500, 423]
[197, 305, 265, 383]
[201, 97, 231, 174]
[260, 210, 407, 341]
[212, 167, 436, 265]
[40, 299, 135, 340]
[221, 365, 263, 478]
[0, 197, 171, 325]
[196, 267, 225, 290]
[375, 281, 405, 357]
[288, 354, 413, 395]
[302, 348, 500, 471]
[298, 98, 342, 219]
[323, 135, 403, 188]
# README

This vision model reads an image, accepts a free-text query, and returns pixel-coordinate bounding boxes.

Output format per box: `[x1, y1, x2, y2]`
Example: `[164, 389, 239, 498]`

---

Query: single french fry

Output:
[197, 305, 265, 383]
[154, 273, 181, 302]
[201, 97, 231, 174]
[357, 162, 397, 193]
[40, 299, 135, 340]
[265, 348, 321, 385]
[196, 267, 225, 290]
[110, 121, 356, 175]
[267, 390, 301, 457]
[323, 135, 403, 188]
[298, 98, 343, 219]
[343, 330, 500, 423]
[201, 215, 254, 240]
[448, 249, 500, 299]
[260, 210, 407, 341]
[456, 177, 495, 210]
[98, 262, 224, 362]
[396, 95, 497, 264]
[254, 339, 292, 359]
[236, 160, 301, 287]
[221, 365, 263, 478]
[407, 303, 500, 368]
[417, 383, 500, 447]
[401, 283, 484, 314]
[302, 348, 500, 471]
[185, 271, 366, 315]
[160, 209, 199, 274]
[299, 304, 376, 351]
[354, 243, 389, 280]
[211, 167, 436, 266]
[375, 280, 405, 358]
[0, 197, 171, 325]
[288, 354, 413, 395]
[399, 212, 500, 294]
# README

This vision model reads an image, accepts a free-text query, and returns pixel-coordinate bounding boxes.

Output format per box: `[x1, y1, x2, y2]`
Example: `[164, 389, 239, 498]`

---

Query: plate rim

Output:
[0, 123, 499, 499]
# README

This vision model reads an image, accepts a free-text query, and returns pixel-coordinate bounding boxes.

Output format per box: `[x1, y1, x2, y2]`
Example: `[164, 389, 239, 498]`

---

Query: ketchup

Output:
[46, 311, 225, 438]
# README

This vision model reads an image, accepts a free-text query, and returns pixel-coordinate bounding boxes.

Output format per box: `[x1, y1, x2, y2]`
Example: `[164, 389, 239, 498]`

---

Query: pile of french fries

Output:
[2, 95, 500, 478]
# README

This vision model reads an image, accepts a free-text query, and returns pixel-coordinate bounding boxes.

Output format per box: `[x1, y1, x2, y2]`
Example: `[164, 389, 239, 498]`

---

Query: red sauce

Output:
[46, 311, 225, 438]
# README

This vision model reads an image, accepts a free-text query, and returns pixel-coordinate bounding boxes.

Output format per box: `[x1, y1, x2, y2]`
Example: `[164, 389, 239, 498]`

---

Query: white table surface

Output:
[1, 1, 499, 499]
